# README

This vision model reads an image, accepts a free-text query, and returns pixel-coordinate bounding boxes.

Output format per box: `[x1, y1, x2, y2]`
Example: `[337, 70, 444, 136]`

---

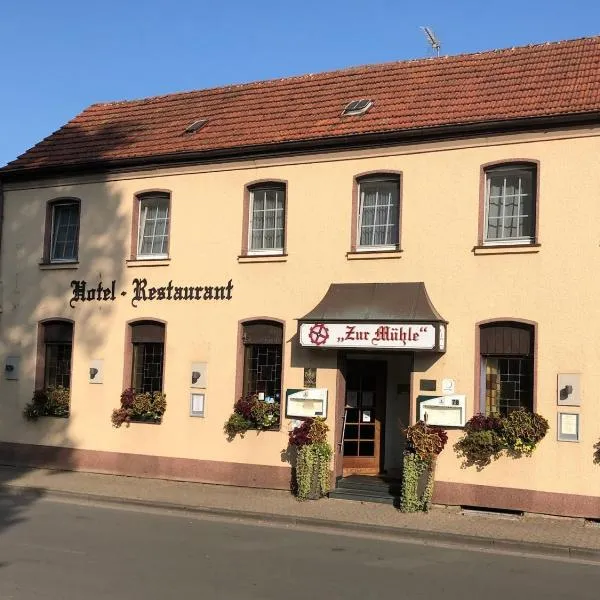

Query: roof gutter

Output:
[2, 112, 600, 183]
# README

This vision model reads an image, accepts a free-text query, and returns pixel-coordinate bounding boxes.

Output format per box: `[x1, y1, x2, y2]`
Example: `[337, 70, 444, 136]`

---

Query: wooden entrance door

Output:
[342, 360, 387, 475]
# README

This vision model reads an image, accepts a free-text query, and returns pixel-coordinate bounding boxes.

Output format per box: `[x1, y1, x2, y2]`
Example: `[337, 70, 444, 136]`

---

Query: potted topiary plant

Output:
[111, 388, 167, 428]
[23, 386, 71, 421]
[224, 393, 280, 440]
[400, 420, 448, 512]
[288, 417, 332, 501]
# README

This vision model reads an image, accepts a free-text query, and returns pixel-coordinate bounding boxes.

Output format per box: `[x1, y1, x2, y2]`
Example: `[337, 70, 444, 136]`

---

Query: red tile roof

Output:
[3, 36, 600, 175]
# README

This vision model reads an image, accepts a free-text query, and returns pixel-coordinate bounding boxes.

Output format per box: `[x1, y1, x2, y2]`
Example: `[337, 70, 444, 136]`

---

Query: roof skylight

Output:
[184, 119, 208, 134]
[342, 99, 373, 116]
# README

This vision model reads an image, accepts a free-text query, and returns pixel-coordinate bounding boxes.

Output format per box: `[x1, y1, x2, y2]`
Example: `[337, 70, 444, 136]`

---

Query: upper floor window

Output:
[480, 321, 534, 416]
[137, 194, 170, 259]
[248, 184, 286, 254]
[42, 321, 73, 389]
[130, 321, 165, 393]
[48, 201, 80, 263]
[357, 176, 400, 250]
[484, 164, 536, 245]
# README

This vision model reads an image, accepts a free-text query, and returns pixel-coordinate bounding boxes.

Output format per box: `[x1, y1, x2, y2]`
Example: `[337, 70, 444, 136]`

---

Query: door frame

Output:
[341, 358, 387, 476]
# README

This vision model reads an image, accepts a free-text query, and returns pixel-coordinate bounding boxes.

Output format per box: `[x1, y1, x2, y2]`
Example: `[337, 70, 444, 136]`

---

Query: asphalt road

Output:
[0, 492, 598, 599]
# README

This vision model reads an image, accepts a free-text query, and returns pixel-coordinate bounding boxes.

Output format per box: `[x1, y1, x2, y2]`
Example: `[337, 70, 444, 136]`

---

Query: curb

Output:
[3, 482, 599, 562]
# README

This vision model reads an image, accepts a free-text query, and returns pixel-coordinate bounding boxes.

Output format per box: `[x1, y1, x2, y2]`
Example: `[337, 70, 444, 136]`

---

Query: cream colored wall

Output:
[1, 127, 600, 496]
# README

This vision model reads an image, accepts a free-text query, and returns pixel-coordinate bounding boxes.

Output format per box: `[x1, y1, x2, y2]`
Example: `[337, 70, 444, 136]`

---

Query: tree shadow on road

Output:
[0, 119, 138, 559]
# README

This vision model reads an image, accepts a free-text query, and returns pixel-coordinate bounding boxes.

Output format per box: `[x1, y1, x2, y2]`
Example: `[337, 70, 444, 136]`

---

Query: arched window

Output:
[352, 173, 401, 252]
[37, 320, 74, 389]
[479, 321, 534, 415]
[129, 321, 165, 393]
[43, 199, 81, 264]
[244, 182, 287, 255]
[241, 320, 283, 403]
[483, 162, 537, 245]
[134, 192, 171, 259]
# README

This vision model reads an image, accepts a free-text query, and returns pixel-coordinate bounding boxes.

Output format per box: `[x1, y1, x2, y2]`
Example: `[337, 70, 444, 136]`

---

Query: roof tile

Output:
[3, 36, 600, 173]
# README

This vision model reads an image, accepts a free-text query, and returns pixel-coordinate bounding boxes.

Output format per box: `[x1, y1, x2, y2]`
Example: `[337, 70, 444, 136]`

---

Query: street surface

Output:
[0, 494, 598, 599]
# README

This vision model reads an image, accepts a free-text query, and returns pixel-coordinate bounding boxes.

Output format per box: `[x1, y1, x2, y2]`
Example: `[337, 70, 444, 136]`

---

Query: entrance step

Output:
[329, 475, 402, 506]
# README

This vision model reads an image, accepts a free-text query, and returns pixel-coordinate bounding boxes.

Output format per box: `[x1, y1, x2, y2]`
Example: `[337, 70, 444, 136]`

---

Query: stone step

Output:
[329, 488, 397, 505]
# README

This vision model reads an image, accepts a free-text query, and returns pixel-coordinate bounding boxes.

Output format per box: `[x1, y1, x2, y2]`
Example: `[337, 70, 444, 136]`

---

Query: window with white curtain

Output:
[357, 177, 399, 249]
[249, 185, 285, 254]
[50, 202, 80, 262]
[137, 195, 170, 258]
[484, 165, 536, 245]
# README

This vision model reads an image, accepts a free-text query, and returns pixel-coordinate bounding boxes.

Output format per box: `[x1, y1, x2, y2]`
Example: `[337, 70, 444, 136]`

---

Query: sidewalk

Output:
[0, 464, 599, 561]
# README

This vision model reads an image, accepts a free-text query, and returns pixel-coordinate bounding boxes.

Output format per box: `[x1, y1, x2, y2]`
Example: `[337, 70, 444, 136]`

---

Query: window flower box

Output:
[111, 388, 166, 428]
[23, 386, 71, 421]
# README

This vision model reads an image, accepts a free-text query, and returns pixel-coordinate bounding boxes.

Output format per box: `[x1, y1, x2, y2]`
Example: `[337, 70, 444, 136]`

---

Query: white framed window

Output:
[137, 195, 170, 259]
[50, 202, 80, 262]
[357, 177, 399, 250]
[484, 165, 536, 245]
[248, 185, 285, 254]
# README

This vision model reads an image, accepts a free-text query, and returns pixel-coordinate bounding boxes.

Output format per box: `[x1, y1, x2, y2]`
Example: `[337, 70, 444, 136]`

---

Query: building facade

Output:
[1, 36, 599, 517]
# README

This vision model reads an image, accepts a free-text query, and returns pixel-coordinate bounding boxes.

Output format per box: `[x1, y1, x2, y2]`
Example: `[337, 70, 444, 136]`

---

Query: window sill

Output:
[472, 244, 541, 255]
[238, 254, 288, 264]
[346, 250, 403, 260]
[126, 258, 171, 267]
[39, 262, 79, 270]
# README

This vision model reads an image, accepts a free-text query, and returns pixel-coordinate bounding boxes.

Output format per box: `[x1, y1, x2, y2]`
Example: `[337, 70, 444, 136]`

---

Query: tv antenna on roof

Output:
[421, 26, 441, 57]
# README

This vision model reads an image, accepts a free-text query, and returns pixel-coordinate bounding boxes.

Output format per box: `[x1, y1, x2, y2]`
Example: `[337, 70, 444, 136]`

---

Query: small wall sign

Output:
[190, 393, 205, 417]
[285, 388, 328, 419]
[88, 359, 104, 384]
[299, 322, 437, 350]
[558, 412, 579, 442]
[441, 378, 455, 394]
[191, 362, 208, 388]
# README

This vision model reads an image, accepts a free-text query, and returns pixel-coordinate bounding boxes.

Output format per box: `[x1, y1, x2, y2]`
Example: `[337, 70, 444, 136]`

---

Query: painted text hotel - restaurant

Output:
[1, 36, 599, 517]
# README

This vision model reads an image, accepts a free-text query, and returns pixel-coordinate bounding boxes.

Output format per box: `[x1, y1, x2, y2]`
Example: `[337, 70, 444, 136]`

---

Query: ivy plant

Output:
[400, 421, 448, 513]
[288, 417, 332, 500]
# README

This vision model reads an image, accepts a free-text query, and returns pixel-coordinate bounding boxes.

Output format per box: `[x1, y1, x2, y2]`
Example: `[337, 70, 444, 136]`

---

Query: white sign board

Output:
[286, 388, 328, 418]
[419, 395, 466, 427]
[299, 323, 436, 350]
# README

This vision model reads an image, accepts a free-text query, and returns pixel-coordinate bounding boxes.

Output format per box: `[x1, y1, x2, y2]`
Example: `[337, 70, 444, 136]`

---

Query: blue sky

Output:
[1, 0, 598, 167]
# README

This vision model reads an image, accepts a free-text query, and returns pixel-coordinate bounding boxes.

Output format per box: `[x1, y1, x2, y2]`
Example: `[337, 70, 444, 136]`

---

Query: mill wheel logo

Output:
[308, 323, 329, 346]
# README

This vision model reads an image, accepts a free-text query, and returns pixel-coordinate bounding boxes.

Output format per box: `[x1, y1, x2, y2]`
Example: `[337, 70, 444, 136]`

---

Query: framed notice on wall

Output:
[557, 412, 579, 442]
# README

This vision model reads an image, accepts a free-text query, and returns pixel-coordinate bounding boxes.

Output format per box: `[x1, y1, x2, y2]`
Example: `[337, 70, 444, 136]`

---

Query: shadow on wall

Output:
[0, 122, 138, 545]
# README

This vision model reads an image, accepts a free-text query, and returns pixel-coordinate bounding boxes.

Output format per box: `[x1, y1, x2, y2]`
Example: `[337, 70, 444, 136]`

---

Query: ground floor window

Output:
[480, 322, 534, 415]
[130, 321, 165, 393]
[42, 321, 73, 388]
[242, 321, 283, 403]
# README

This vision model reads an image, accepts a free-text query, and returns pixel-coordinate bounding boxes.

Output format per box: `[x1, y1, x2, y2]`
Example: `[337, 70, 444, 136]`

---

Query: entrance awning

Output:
[298, 282, 447, 352]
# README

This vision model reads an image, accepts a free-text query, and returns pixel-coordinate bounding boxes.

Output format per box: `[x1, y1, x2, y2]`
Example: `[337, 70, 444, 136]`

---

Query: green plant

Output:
[405, 420, 448, 461]
[224, 413, 253, 441]
[502, 409, 549, 456]
[295, 442, 333, 500]
[400, 421, 447, 512]
[454, 409, 549, 469]
[400, 453, 435, 512]
[288, 418, 333, 500]
[23, 386, 70, 421]
[111, 388, 167, 428]
[224, 394, 280, 440]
